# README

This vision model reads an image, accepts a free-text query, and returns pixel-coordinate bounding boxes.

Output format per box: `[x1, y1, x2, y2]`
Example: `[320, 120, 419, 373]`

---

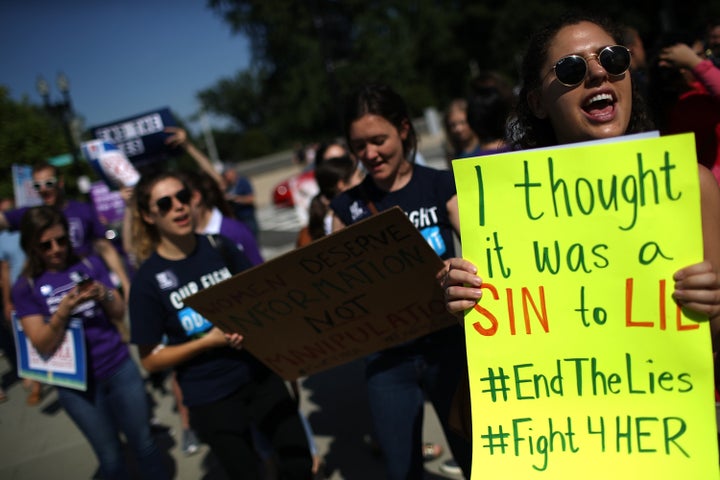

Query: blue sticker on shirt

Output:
[421, 226, 446, 256]
[178, 307, 213, 337]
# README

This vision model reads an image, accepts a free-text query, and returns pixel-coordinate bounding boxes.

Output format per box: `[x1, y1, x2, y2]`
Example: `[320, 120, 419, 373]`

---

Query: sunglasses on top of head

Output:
[552, 45, 631, 87]
[155, 188, 192, 215]
[32, 177, 58, 191]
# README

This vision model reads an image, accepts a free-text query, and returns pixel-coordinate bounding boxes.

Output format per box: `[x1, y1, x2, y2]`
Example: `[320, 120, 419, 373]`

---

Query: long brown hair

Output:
[180, 170, 234, 218]
[19, 206, 80, 278]
[343, 83, 418, 163]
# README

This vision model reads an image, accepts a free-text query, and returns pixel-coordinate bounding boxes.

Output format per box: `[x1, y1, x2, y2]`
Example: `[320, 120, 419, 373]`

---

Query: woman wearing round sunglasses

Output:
[11, 206, 169, 480]
[442, 8, 720, 413]
[127, 171, 313, 479]
[515, 15, 652, 148]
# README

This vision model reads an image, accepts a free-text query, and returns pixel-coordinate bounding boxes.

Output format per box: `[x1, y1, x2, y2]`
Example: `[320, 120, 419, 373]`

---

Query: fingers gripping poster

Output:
[453, 133, 719, 478]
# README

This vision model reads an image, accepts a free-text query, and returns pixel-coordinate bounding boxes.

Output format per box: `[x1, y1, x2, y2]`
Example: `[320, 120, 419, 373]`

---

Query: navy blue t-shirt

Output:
[330, 164, 457, 259]
[331, 164, 462, 353]
[129, 234, 266, 406]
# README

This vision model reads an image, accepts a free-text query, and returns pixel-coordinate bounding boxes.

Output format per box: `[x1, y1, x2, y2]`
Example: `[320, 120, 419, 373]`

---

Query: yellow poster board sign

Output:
[453, 133, 719, 479]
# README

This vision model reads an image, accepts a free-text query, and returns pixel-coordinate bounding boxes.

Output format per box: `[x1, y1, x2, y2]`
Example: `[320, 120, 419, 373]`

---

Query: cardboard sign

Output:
[90, 107, 178, 167]
[453, 133, 719, 479]
[185, 207, 458, 380]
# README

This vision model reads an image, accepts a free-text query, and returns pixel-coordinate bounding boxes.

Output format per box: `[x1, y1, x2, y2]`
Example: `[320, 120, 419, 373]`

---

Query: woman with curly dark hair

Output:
[442, 12, 720, 452]
[507, 12, 654, 150]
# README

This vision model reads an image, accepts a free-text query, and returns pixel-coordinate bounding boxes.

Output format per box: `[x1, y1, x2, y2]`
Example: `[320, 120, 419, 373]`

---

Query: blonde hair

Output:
[130, 171, 189, 264]
[127, 193, 156, 266]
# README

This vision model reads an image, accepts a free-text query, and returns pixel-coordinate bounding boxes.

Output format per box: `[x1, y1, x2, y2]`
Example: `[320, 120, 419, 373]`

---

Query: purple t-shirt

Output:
[200, 208, 263, 266]
[219, 216, 263, 265]
[5, 200, 107, 258]
[11, 255, 128, 380]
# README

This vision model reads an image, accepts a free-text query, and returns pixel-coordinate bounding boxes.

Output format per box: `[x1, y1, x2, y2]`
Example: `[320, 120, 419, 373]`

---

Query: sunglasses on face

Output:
[32, 177, 58, 191]
[40, 235, 69, 251]
[155, 188, 192, 215]
[552, 45, 631, 87]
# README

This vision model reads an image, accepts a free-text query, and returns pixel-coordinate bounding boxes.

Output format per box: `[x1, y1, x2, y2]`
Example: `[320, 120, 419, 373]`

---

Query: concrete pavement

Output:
[0, 352, 464, 479]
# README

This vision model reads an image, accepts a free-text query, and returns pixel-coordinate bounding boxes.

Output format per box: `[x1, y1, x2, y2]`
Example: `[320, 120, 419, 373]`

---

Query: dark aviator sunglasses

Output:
[155, 188, 192, 215]
[552, 45, 631, 87]
[40, 235, 69, 251]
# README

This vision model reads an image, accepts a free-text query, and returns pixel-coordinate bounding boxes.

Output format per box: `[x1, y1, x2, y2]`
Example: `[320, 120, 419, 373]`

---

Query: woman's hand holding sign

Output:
[673, 261, 720, 343]
[202, 327, 244, 351]
[441, 258, 483, 316]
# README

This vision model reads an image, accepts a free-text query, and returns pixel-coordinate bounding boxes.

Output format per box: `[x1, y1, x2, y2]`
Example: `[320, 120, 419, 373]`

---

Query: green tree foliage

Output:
[0, 87, 70, 199]
[202, 0, 720, 158]
[202, 0, 475, 155]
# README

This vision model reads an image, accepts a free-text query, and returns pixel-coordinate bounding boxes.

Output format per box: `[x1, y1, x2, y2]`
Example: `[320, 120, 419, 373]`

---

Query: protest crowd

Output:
[3, 8, 720, 480]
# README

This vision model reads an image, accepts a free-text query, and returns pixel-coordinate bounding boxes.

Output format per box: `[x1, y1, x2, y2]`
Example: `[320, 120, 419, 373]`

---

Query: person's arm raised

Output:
[165, 126, 226, 189]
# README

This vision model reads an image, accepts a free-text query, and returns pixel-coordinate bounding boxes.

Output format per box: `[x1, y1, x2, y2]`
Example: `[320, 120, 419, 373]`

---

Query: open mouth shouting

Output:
[582, 91, 617, 122]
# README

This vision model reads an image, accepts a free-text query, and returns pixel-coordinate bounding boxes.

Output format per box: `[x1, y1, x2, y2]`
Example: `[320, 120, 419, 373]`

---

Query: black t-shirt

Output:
[330, 164, 457, 259]
[330, 164, 462, 353]
[129, 234, 267, 406]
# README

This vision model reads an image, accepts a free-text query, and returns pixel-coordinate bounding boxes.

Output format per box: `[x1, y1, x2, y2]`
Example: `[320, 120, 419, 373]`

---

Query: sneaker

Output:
[182, 428, 200, 456]
[439, 459, 462, 476]
[422, 442, 443, 461]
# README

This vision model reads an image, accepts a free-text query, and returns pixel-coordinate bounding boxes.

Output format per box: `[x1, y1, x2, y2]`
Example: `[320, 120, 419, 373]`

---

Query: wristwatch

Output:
[102, 289, 115, 303]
